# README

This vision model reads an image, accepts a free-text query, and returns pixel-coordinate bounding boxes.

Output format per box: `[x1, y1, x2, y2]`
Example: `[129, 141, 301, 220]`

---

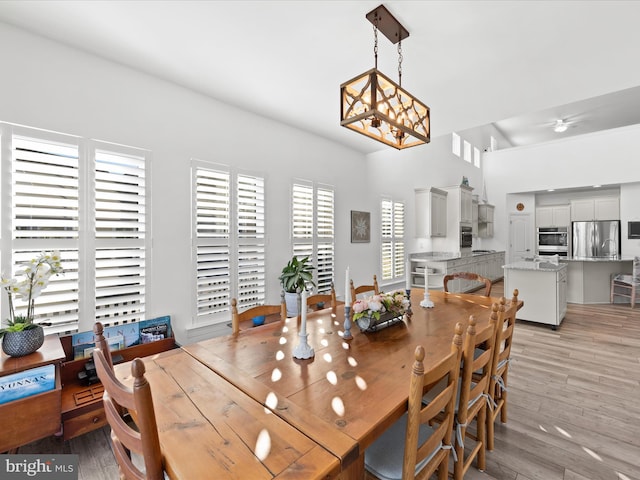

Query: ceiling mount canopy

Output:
[340, 4, 430, 150]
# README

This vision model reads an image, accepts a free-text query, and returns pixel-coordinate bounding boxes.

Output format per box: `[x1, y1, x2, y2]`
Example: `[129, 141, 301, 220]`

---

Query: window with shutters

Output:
[0, 123, 149, 334]
[291, 182, 334, 293]
[192, 161, 265, 325]
[381, 198, 405, 282]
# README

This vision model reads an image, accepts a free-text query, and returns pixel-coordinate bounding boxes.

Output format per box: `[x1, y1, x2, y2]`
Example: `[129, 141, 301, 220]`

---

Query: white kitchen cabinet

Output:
[536, 205, 570, 227]
[478, 221, 494, 239]
[460, 187, 474, 224]
[503, 262, 568, 329]
[594, 197, 619, 220]
[570, 197, 619, 221]
[477, 203, 494, 238]
[442, 185, 474, 227]
[409, 251, 505, 293]
[478, 204, 494, 223]
[472, 199, 478, 237]
[415, 187, 448, 237]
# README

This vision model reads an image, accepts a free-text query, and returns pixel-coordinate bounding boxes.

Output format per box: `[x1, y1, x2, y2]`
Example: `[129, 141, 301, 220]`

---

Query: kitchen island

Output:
[503, 260, 567, 329]
[561, 256, 633, 304]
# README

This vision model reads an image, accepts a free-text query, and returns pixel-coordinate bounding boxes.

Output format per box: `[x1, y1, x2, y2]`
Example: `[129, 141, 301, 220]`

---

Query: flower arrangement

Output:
[352, 289, 410, 322]
[1, 250, 63, 337]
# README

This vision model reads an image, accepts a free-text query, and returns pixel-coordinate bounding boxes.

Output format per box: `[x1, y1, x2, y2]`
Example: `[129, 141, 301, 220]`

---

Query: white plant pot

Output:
[284, 291, 300, 317]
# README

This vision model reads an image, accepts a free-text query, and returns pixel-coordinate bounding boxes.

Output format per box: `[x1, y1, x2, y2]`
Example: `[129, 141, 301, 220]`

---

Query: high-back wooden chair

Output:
[453, 311, 498, 480]
[306, 282, 337, 310]
[486, 290, 519, 451]
[364, 323, 464, 480]
[231, 292, 286, 334]
[93, 325, 164, 480]
[610, 256, 640, 307]
[350, 274, 379, 301]
[443, 272, 492, 296]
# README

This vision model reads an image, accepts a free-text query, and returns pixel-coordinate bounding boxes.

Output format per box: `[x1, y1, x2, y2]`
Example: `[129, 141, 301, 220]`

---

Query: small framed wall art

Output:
[351, 210, 370, 243]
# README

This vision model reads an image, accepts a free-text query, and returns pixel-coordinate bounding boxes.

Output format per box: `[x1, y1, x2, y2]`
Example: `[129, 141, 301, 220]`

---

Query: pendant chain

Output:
[398, 40, 403, 86]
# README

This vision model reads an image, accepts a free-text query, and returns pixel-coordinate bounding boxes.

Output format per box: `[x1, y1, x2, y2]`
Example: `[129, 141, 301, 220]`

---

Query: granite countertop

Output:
[561, 256, 635, 262]
[410, 250, 505, 262]
[503, 260, 567, 272]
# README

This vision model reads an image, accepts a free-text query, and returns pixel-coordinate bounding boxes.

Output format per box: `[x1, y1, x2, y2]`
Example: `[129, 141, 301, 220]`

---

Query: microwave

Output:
[629, 221, 640, 239]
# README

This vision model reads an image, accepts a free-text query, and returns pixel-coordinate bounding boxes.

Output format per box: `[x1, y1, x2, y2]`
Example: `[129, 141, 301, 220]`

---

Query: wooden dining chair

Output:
[452, 311, 498, 480]
[306, 282, 337, 310]
[610, 256, 640, 307]
[350, 274, 379, 301]
[443, 272, 492, 296]
[486, 290, 519, 451]
[364, 323, 464, 480]
[93, 325, 165, 480]
[231, 292, 286, 334]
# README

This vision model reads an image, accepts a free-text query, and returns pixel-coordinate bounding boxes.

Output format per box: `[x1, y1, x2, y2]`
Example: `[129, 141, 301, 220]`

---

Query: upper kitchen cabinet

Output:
[477, 203, 495, 238]
[442, 184, 474, 225]
[570, 197, 619, 221]
[536, 205, 570, 227]
[415, 187, 448, 237]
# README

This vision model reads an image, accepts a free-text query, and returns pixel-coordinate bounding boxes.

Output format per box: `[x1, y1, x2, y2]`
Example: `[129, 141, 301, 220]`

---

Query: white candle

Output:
[345, 267, 350, 305]
[300, 289, 308, 336]
[424, 267, 428, 290]
[405, 261, 411, 290]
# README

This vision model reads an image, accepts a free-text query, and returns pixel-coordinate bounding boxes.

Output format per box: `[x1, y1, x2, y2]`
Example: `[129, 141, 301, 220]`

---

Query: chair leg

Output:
[453, 426, 464, 480]
[477, 405, 487, 472]
[500, 371, 508, 424]
[437, 456, 448, 480]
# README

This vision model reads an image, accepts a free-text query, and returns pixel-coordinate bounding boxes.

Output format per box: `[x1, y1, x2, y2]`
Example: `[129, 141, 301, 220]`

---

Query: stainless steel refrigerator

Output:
[572, 220, 620, 258]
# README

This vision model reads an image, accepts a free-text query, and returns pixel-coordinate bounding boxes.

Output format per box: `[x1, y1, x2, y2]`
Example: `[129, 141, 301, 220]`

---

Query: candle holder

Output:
[420, 286, 434, 308]
[293, 332, 315, 359]
[343, 304, 353, 339]
[405, 289, 413, 318]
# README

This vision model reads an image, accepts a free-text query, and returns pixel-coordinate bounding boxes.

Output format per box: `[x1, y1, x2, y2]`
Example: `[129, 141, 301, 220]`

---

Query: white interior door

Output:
[509, 213, 533, 262]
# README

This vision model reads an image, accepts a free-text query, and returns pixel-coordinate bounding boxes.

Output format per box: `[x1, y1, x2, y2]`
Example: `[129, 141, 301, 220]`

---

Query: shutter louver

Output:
[292, 183, 314, 265]
[196, 168, 230, 317]
[95, 149, 146, 326]
[11, 136, 80, 332]
[237, 175, 265, 309]
[381, 199, 405, 281]
[316, 188, 334, 292]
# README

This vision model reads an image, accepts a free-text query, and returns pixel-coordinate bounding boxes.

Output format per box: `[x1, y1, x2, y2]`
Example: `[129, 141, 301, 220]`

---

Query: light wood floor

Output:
[16, 281, 640, 480]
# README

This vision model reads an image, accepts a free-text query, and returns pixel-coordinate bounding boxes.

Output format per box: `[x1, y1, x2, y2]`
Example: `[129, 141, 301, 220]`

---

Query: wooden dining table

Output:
[113, 348, 342, 479]
[183, 289, 522, 480]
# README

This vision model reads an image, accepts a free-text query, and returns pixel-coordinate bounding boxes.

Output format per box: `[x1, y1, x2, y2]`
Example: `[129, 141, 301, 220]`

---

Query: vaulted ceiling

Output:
[1, 1, 640, 153]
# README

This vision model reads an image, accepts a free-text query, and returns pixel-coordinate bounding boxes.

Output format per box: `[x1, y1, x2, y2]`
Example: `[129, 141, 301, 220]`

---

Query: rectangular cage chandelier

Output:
[340, 4, 430, 150]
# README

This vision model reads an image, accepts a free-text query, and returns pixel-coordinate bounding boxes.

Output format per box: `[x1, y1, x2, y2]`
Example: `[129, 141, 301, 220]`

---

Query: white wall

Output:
[484, 124, 640, 258]
[0, 23, 375, 344]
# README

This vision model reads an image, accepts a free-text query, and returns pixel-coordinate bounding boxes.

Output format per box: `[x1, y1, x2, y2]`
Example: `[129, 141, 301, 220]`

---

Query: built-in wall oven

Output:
[460, 225, 472, 248]
[537, 227, 569, 256]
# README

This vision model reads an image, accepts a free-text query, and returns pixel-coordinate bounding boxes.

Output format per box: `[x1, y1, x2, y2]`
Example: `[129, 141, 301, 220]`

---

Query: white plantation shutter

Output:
[10, 134, 80, 332]
[94, 147, 147, 325]
[236, 174, 265, 308]
[394, 202, 405, 278]
[292, 182, 334, 292]
[292, 184, 314, 260]
[193, 163, 266, 324]
[1, 124, 150, 335]
[381, 200, 393, 280]
[195, 168, 231, 319]
[316, 188, 334, 292]
[381, 198, 405, 281]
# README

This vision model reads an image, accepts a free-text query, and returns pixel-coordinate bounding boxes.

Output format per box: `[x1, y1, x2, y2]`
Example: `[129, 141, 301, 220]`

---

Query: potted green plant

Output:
[278, 256, 315, 317]
[1, 251, 63, 357]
